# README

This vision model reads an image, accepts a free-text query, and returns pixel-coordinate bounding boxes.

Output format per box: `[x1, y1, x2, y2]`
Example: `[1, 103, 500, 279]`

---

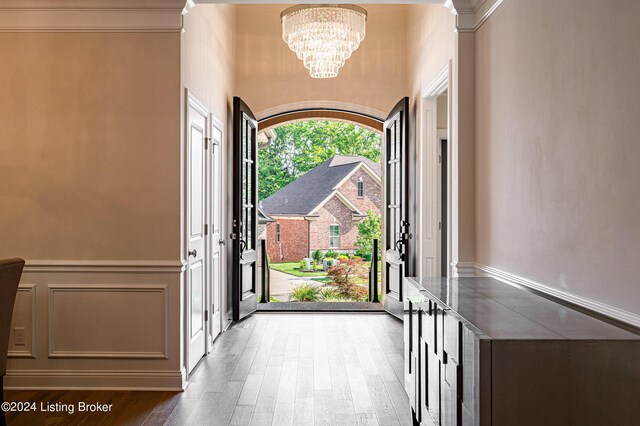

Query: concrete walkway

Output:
[268, 269, 325, 301]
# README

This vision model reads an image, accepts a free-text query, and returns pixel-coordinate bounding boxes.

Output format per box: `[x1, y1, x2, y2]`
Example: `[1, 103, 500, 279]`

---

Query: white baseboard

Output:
[4, 369, 184, 391]
[475, 263, 640, 329]
[451, 261, 477, 278]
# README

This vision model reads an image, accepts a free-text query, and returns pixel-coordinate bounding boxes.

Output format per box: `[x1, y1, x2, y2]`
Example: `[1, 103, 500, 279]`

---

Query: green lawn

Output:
[270, 262, 327, 277]
[270, 261, 381, 281]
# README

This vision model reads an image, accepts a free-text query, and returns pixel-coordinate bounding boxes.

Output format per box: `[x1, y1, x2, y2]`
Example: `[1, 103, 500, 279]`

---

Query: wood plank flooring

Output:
[4, 313, 410, 426]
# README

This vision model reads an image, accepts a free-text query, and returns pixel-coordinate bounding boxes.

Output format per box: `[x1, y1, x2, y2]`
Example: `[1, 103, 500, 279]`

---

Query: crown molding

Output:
[447, 0, 505, 32]
[0, 0, 186, 32]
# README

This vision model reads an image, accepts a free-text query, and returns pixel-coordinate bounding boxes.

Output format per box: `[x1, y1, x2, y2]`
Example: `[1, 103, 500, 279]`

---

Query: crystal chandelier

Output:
[281, 4, 368, 79]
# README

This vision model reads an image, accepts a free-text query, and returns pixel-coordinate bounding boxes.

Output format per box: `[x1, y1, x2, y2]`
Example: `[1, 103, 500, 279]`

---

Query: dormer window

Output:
[357, 180, 365, 198]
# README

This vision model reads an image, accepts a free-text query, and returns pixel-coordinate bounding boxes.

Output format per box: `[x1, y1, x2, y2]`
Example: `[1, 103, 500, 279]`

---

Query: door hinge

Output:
[438, 221, 442, 230]
[205, 137, 211, 150]
[205, 309, 209, 322]
[438, 154, 442, 164]
[204, 224, 208, 235]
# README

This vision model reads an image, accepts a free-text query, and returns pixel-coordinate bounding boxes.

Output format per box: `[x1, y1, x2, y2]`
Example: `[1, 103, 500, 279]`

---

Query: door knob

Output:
[188, 249, 197, 258]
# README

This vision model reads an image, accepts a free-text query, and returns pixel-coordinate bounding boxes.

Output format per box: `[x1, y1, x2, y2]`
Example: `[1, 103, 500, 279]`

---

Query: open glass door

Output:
[231, 97, 258, 321]
[383, 97, 411, 320]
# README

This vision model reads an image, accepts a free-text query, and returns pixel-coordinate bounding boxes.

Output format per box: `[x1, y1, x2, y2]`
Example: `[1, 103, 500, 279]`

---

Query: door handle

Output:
[239, 239, 247, 260]
[219, 239, 226, 246]
[188, 249, 197, 258]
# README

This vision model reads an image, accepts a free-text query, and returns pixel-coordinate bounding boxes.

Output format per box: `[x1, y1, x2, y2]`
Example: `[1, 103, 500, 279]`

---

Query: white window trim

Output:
[329, 224, 340, 249]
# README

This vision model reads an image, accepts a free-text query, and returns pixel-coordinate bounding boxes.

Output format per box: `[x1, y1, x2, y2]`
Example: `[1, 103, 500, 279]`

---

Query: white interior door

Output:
[187, 96, 207, 374]
[208, 121, 223, 349]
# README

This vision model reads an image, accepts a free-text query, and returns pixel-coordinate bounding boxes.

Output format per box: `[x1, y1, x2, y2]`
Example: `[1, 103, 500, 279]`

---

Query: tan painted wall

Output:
[235, 4, 409, 119]
[407, 5, 456, 103]
[182, 4, 236, 127]
[0, 33, 181, 261]
[0, 31, 184, 389]
[475, 0, 640, 315]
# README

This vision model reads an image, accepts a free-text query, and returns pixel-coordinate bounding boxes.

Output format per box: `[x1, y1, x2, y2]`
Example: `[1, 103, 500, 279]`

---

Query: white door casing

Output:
[208, 118, 223, 349]
[419, 64, 451, 277]
[186, 93, 208, 374]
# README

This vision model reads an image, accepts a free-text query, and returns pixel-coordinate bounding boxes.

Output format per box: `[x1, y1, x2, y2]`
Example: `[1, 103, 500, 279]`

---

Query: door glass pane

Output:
[389, 125, 395, 159]
[247, 207, 253, 250]
[395, 118, 401, 159]
[247, 163, 252, 206]
[395, 153, 401, 206]
[242, 118, 247, 160]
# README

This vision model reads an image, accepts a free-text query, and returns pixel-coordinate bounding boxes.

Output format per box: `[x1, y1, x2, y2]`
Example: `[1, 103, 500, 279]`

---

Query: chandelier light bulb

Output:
[281, 4, 368, 79]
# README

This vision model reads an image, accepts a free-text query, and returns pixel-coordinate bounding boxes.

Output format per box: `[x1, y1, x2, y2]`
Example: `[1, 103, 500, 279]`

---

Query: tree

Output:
[258, 120, 381, 200]
[327, 258, 368, 301]
[354, 209, 382, 258]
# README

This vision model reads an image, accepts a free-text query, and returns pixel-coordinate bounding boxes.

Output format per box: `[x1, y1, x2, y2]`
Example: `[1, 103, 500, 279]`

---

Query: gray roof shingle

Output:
[260, 155, 380, 216]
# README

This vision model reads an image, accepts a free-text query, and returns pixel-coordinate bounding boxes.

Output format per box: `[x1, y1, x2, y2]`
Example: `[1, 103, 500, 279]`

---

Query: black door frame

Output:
[231, 97, 258, 321]
[383, 97, 411, 320]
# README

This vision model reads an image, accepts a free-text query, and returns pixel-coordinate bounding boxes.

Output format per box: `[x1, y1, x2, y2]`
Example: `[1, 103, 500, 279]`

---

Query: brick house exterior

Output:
[262, 156, 381, 262]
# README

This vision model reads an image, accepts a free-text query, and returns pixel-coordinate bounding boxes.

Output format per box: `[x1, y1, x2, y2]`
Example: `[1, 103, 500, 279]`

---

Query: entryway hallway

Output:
[175, 313, 410, 425]
[4, 313, 409, 426]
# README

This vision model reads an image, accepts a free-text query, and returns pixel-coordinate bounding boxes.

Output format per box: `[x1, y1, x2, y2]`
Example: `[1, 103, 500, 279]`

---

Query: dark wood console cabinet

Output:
[404, 276, 640, 426]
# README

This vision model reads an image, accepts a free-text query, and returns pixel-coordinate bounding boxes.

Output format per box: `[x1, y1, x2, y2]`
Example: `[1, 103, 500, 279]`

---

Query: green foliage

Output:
[324, 250, 339, 259]
[258, 120, 381, 200]
[327, 258, 369, 301]
[355, 210, 382, 257]
[269, 296, 281, 302]
[289, 282, 321, 302]
[299, 259, 307, 270]
[313, 249, 324, 263]
[319, 286, 351, 302]
[337, 255, 349, 261]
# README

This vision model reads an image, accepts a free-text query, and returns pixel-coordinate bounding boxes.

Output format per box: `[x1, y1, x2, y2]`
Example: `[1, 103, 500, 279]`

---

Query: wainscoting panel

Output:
[48, 284, 168, 359]
[8, 284, 36, 359]
[5, 260, 183, 390]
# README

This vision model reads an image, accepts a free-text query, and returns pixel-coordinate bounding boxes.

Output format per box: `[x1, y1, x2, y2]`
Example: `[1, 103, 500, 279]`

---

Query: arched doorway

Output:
[258, 108, 383, 134]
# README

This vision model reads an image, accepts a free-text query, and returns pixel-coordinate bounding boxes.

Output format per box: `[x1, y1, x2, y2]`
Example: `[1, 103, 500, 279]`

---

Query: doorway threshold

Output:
[256, 301, 384, 312]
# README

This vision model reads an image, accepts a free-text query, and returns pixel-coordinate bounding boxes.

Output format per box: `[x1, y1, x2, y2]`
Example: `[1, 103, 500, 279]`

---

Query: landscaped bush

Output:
[320, 286, 350, 302]
[337, 255, 349, 261]
[289, 282, 321, 302]
[324, 250, 339, 259]
[313, 250, 324, 263]
[327, 258, 369, 301]
[299, 259, 307, 270]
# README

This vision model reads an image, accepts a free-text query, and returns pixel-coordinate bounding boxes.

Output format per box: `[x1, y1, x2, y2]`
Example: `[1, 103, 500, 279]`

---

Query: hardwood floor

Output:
[5, 313, 410, 426]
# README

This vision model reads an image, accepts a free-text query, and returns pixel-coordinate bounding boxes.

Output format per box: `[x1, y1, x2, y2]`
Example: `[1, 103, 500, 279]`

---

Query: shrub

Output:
[289, 282, 321, 302]
[337, 255, 349, 261]
[320, 286, 350, 302]
[325, 250, 339, 259]
[270, 296, 281, 302]
[313, 250, 324, 264]
[299, 260, 306, 270]
[327, 258, 369, 301]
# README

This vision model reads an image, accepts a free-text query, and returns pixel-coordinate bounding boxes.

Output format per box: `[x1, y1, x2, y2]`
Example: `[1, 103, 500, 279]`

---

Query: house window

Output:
[329, 224, 340, 248]
[276, 223, 281, 243]
[357, 181, 365, 198]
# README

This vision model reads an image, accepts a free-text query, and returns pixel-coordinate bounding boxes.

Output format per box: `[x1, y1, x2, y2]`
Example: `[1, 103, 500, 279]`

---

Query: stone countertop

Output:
[406, 276, 640, 341]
